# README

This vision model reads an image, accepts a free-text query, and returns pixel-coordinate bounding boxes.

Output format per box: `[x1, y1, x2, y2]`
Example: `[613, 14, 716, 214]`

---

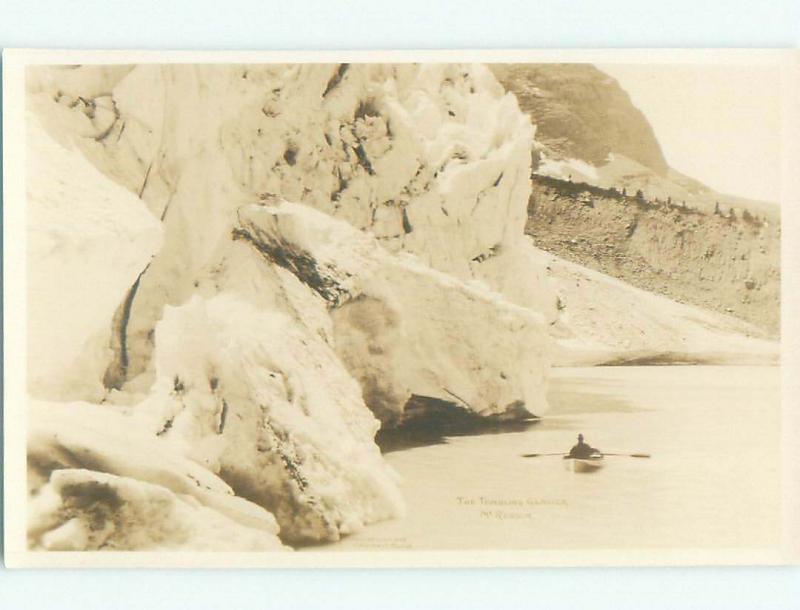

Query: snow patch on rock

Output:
[536, 155, 600, 182]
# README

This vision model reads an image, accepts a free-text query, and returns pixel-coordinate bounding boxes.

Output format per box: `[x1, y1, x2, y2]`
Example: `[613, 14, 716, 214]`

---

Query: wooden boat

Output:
[563, 454, 604, 473]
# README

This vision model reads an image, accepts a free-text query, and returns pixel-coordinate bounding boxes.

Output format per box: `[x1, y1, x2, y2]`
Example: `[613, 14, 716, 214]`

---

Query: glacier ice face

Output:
[26, 117, 163, 402]
[26, 63, 554, 383]
[26, 65, 157, 203]
[27, 61, 554, 420]
[236, 201, 551, 425]
[140, 294, 404, 544]
[222, 62, 553, 312]
[24, 61, 554, 547]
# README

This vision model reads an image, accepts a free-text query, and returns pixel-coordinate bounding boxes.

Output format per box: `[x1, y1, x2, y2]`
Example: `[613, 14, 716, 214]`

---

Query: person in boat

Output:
[568, 433, 600, 459]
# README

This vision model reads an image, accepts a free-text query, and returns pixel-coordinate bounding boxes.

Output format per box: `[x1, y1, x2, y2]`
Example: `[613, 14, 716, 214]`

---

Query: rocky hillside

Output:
[527, 175, 780, 336]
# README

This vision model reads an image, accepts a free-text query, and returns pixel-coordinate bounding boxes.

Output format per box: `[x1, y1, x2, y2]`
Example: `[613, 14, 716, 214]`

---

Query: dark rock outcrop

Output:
[491, 63, 668, 175]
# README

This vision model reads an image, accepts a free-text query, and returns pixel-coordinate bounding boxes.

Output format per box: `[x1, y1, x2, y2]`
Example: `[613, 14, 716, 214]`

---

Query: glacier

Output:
[24, 62, 555, 547]
[235, 201, 550, 424]
[26, 116, 163, 403]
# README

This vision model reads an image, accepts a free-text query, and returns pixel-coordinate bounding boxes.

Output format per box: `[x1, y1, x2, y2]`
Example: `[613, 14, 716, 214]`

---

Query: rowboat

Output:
[563, 454, 604, 473]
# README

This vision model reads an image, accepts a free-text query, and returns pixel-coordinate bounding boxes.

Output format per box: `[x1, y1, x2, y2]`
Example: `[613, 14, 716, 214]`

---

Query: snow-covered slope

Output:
[532, 247, 779, 365]
[493, 62, 781, 338]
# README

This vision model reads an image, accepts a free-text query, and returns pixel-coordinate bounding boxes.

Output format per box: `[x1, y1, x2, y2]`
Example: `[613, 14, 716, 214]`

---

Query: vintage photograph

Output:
[3, 50, 797, 566]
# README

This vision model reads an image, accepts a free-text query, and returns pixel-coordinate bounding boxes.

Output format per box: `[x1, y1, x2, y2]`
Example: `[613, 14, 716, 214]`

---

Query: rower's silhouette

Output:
[568, 433, 599, 459]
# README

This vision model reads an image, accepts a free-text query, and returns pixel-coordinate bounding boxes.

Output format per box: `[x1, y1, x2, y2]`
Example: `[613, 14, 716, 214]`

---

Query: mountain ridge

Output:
[492, 63, 780, 222]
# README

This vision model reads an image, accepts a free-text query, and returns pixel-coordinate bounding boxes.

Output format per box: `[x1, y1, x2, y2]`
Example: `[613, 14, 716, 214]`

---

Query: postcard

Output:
[3, 48, 798, 568]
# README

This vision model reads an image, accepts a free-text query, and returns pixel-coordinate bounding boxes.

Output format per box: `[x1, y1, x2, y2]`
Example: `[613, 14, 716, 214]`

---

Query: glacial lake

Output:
[322, 365, 781, 551]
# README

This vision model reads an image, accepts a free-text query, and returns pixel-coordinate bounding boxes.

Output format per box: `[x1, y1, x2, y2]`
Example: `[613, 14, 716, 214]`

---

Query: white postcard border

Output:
[3, 47, 799, 569]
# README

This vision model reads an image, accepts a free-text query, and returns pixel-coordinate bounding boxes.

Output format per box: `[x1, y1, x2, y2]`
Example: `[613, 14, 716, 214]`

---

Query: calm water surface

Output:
[327, 366, 781, 551]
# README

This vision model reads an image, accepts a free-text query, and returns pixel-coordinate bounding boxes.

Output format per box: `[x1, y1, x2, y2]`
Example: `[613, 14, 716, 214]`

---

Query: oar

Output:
[522, 452, 651, 458]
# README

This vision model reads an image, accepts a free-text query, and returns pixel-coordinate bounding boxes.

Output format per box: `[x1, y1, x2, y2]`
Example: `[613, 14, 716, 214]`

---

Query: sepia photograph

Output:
[3, 49, 798, 568]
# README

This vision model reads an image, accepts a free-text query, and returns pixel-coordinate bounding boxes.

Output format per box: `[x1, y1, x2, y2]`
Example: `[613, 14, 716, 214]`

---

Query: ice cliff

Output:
[234, 201, 549, 425]
[25, 63, 555, 547]
[26, 117, 163, 402]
